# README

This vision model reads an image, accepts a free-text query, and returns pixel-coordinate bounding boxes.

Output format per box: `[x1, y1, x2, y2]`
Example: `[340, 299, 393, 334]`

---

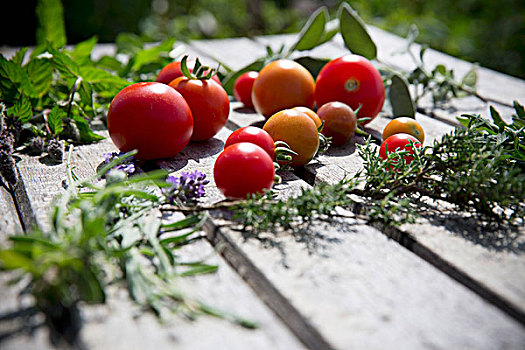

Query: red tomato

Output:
[156, 61, 221, 85]
[224, 126, 275, 159]
[315, 55, 385, 125]
[107, 82, 193, 160]
[214, 142, 275, 199]
[169, 77, 230, 141]
[379, 133, 422, 165]
[233, 71, 259, 108]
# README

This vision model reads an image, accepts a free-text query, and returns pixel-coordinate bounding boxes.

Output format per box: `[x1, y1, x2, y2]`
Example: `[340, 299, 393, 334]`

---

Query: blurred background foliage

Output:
[1, 0, 524, 78]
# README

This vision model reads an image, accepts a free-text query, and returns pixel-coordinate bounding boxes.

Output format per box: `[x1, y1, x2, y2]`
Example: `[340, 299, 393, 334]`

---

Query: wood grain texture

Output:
[7, 131, 305, 349]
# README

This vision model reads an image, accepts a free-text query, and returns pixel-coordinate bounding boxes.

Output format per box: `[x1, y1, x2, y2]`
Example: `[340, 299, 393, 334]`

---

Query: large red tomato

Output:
[214, 142, 275, 199]
[315, 55, 385, 124]
[107, 82, 193, 160]
[156, 61, 221, 85]
[169, 77, 230, 141]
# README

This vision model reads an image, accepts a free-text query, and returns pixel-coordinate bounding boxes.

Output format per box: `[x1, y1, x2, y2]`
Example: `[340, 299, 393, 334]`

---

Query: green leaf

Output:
[131, 38, 175, 72]
[180, 264, 218, 277]
[36, 0, 66, 48]
[48, 105, 65, 136]
[389, 74, 416, 118]
[0, 55, 36, 100]
[24, 57, 53, 98]
[80, 66, 130, 89]
[116, 33, 144, 55]
[69, 36, 98, 61]
[96, 55, 125, 72]
[71, 114, 105, 143]
[12, 48, 29, 66]
[489, 105, 506, 128]
[461, 64, 478, 88]
[294, 56, 330, 79]
[318, 19, 339, 46]
[513, 100, 525, 118]
[0, 250, 34, 271]
[77, 266, 105, 303]
[6, 95, 33, 123]
[291, 7, 328, 52]
[338, 3, 377, 60]
[49, 48, 81, 78]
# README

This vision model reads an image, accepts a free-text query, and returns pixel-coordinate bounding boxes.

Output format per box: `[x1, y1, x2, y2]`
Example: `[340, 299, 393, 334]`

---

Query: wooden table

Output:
[1, 27, 524, 349]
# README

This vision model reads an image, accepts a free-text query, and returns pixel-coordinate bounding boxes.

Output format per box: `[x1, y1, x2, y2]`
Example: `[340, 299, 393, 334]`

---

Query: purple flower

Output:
[101, 152, 136, 176]
[164, 170, 209, 204]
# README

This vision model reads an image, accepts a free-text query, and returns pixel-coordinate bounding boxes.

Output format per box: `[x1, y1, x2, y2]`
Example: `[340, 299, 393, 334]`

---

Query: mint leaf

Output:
[49, 48, 81, 78]
[68, 36, 98, 65]
[130, 38, 175, 73]
[12, 48, 30, 66]
[339, 3, 377, 60]
[0, 55, 36, 100]
[25, 57, 54, 98]
[291, 7, 328, 52]
[7, 95, 33, 123]
[36, 0, 66, 49]
[71, 114, 105, 143]
[48, 105, 65, 136]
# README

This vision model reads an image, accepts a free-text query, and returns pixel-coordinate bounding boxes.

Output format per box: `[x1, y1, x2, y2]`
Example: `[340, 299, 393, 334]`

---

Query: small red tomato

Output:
[214, 142, 275, 199]
[224, 126, 275, 159]
[107, 82, 193, 160]
[156, 61, 221, 85]
[379, 133, 422, 165]
[169, 77, 230, 141]
[315, 55, 385, 125]
[233, 71, 259, 108]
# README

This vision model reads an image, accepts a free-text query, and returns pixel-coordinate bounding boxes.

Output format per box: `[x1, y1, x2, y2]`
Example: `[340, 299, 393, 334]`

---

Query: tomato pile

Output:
[107, 52, 391, 198]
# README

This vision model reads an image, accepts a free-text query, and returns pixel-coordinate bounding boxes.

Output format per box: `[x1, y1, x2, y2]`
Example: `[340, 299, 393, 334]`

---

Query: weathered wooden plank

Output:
[7, 132, 305, 349]
[226, 32, 525, 324]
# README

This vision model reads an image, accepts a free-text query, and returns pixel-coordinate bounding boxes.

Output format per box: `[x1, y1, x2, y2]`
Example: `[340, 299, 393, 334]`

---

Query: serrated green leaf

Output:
[339, 3, 377, 60]
[12, 48, 29, 66]
[461, 64, 478, 88]
[36, 0, 66, 49]
[49, 48, 81, 78]
[389, 74, 415, 118]
[48, 105, 65, 136]
[80, 66, 130, 88]
[291, 7, 328, 52]
[69, 36, 98, 60]
[71, 114, 105, 143]
[25, 57, 53, 97]
[131, 38, 175, 72]
[6, 95, 33, 123]
[0, 55, 36, 100]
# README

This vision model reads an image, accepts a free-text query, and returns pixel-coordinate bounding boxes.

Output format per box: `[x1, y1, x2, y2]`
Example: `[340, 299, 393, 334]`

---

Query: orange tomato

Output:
[382, 117, 425, 143]
[263, 109, 319, 167]
[252, 59, 315, 118]
[292, 106, 322, 129]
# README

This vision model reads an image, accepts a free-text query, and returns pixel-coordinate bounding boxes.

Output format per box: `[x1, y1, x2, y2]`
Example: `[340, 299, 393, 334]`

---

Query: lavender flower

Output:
[102, 152, 136, 176]
[164, 170, 209, 205]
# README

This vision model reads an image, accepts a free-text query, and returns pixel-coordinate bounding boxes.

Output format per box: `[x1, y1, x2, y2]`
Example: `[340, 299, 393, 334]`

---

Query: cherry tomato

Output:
[379, 133, 422, 165]
[252, 59, 315, 118]
[291, 106, 322, 129]
[233, 71, 259, 108]
[317, 101, 357, 146]
[156, 60, 221, 85]
[224, 126, 275, 159]
[263, 109, 319, 167]
[382, 117, 425, 144]
[107, 82, 193, 160]
[315, 55, 385, 125]
[169, 77, 230, 141]
[214, 142, 275, 199]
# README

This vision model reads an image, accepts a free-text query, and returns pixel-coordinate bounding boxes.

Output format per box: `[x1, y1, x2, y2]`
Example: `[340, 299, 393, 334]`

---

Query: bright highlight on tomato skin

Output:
[107, 82, 193, 161]
[315, 54, 385, 125]
[214, 142, 275, 199]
